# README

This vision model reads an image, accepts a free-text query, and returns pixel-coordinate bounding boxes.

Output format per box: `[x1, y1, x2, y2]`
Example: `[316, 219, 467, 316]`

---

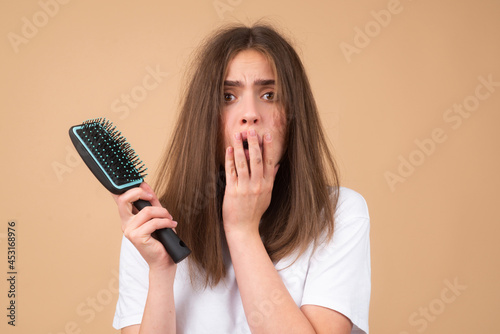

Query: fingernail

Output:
[234, 132, 241, 140]
[146, 193, 153, 199]
[249, 129, 256, 137]
[265, 133, 272, 141]
[172, 221, 178, 227]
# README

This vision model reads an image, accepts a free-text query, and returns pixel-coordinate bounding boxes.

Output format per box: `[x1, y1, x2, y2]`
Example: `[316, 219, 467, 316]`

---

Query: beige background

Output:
[1, 0, 499, 333]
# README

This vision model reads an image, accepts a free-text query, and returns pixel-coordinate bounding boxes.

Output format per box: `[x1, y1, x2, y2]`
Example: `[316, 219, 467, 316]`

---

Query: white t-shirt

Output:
[113, 187, 371, 333]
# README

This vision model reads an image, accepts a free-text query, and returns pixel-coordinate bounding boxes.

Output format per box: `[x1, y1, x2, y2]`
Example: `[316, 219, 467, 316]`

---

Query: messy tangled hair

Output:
[154, 23, 340, 287]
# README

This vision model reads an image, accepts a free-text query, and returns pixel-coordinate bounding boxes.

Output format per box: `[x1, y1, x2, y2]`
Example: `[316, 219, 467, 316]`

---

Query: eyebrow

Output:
[224, 79, 275, 87]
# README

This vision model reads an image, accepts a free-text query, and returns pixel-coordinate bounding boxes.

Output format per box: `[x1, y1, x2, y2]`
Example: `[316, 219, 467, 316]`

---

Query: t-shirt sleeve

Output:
[301, 187, 371, 334]
[113, 235, 149, 330]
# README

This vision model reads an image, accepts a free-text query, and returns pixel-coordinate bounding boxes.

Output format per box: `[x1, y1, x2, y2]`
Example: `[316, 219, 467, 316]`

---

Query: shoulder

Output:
[321, 186, 370, 250]
[332, 186, 370, 223]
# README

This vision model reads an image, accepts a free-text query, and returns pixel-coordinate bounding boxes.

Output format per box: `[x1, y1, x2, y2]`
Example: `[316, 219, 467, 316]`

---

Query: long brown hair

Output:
[154, 23, 340, 287]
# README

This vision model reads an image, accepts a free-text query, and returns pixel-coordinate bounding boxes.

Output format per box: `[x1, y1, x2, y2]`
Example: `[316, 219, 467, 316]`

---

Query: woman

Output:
[112, 23, 371, 334]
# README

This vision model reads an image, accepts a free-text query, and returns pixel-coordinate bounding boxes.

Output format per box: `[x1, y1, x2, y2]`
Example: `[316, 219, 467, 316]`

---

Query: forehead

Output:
[225, 49, 275, 80]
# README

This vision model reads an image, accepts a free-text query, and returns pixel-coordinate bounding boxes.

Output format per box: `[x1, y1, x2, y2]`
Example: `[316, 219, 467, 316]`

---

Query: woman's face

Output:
[220, 49, 286, 167]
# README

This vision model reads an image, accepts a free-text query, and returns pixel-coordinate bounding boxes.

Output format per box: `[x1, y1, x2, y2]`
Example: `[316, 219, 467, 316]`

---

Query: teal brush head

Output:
[69, 118, 147, 194]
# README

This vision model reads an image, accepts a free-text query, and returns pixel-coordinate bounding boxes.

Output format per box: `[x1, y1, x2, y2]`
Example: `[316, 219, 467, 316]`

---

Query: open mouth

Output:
[243, 139, 250, 161]
[239, 132, 263, 161]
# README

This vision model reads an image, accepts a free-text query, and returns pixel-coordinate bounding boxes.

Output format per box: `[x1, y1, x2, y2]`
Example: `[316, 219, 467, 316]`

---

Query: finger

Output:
[127, 206, 173, 231]
[132, 217, 178, 239]
[139, 182, 163, 207]
[124, 218, 178, 252]
[247, 129, 263, 179]
[233, 132, 249, 179]
[262, 132, 275, 180]
[114, 183, 171, 218]
[114, 187, 148, 218]
[225, 146, 237, 188]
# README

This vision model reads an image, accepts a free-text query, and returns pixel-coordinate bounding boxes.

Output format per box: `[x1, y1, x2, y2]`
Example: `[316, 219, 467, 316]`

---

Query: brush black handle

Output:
[133, 199, 192, 264]
[134, 199, 155, 211]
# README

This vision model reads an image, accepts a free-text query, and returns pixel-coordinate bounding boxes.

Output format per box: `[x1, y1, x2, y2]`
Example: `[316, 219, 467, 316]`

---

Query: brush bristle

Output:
[78, 118, 147, 185]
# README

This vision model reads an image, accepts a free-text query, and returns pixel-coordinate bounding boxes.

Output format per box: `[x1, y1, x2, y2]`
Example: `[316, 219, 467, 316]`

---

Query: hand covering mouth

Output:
[240, 131, 263, 147]
[239, 131, 263, 160]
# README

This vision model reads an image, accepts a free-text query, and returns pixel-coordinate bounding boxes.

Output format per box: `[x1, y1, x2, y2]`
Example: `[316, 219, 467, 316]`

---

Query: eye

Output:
[262, 91, 275, 101]
[224, 93, 235, 102]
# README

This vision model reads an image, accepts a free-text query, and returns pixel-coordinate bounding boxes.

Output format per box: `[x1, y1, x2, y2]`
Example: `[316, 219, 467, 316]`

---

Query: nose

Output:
[240, 98, 260, 125]
[241, 115, 259, 125]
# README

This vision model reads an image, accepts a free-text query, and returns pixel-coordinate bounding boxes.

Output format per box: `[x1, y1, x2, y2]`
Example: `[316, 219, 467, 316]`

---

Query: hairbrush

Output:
[69, 117, 191, 263]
